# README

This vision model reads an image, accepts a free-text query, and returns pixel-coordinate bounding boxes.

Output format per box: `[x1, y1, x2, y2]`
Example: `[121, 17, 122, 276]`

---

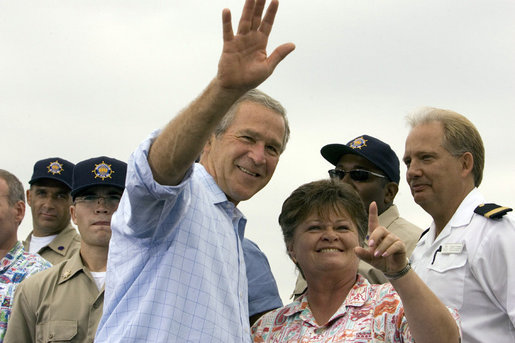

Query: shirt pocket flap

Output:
[428, 252, 467, 273]
[37, 320, 78, 342]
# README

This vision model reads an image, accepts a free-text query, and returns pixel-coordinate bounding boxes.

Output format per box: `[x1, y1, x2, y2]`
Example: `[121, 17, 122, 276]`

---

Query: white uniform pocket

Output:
[427, 248, 468, 309]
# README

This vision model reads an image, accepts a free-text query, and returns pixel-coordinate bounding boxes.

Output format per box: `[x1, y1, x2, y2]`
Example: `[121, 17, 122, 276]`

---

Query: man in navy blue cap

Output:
[292, 135, 422, 297]
[5, 156, 127, 343]
[24, 157, 80, 265]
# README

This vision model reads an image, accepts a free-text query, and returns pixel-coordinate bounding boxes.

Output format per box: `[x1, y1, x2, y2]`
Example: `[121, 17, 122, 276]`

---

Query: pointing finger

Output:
[367, 201, 379, 247]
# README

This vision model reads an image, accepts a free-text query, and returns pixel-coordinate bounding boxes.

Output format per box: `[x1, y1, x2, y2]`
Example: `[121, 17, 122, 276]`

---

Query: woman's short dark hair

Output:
[278, 179, 368, 252]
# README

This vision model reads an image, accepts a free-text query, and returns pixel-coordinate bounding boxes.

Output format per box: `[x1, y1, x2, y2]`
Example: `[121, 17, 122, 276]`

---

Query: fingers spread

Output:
[251, 0, 266, 31]
[222, 9, 234, 42]
[237, 0, 256, 35]
[267, 43, 295, 71]
[259, 0, 278, 36]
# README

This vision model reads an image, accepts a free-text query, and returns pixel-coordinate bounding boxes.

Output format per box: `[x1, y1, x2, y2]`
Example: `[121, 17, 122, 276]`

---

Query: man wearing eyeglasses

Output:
[292, 135, 421, 297]
[5, 156, 127, 343]
[24, 157, 81, 265]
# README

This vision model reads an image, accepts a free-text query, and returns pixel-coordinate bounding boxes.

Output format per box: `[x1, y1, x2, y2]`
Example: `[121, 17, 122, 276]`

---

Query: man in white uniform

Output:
[403, 107, 515, 343]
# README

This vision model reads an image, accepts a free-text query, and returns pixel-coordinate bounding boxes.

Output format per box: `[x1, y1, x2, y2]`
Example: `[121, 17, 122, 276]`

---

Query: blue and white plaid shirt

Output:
[96, 131, 250, 342]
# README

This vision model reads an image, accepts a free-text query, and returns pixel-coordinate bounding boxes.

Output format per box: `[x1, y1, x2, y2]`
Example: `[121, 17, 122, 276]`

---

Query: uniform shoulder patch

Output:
[474, 203, 513, 219]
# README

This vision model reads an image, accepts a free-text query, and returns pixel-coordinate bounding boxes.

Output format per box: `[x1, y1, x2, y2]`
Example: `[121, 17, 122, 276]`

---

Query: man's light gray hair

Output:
[0, 169, 26, 206]
[214, 89, 290, 153]
[406, 107, 485, 187]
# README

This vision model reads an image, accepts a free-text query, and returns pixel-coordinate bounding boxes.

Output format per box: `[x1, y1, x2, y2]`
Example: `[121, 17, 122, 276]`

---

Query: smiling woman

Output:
[251, 179, 461, 343]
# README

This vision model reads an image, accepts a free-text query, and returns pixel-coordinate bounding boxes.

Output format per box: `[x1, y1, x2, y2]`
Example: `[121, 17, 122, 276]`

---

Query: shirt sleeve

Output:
[115, 129, 194, 240]
[470, 215, 515, 327]
[3, 281, 37, 343]
[244, 238, 283, 317]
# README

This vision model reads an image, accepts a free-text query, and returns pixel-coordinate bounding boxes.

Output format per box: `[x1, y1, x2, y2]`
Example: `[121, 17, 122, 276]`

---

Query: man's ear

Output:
[200, 134, 215, 161]
[14, 201, 25, 226]
[383, 182, 398, 205]
[26, 189, 32, 207]
[70, 205, 78, 226]
[460, 152, 474, 177]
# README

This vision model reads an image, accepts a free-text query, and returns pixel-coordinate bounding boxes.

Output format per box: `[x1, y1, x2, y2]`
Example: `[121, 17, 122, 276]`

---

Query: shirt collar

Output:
[378, 204, 399, 228]
[422, 188, 483, 245]
[0, 241, 24, 272]
[58, 250, 87, 284]
[194, 163, 230, 205]
[47, 224, 78, 256]
[447, 188, 483, 227]
[194, 163, 247, 239]
[283, 275, 371, 326]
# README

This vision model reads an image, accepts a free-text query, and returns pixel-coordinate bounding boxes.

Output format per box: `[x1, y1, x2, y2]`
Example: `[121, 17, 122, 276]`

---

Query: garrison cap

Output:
[71, 156, 127, 198]
[321, 135, 400, 184]
[29, 157, 75, 189]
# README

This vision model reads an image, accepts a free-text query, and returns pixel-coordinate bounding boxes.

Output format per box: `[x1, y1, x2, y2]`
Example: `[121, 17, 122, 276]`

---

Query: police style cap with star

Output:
[71, 156, 127, 199]
[29, 157, 75, 189]
[321, 134, 400, 184]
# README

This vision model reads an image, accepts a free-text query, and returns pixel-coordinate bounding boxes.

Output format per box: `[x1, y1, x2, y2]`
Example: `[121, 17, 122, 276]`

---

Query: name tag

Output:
[441, 243, 463, 254]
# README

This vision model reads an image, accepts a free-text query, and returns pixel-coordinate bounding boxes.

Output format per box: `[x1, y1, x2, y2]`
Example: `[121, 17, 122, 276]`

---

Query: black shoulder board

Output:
[474, 203, 513, 219]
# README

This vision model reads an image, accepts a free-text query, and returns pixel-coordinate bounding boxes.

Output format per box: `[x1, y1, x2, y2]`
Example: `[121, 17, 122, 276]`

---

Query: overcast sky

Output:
[2, 0, 514, 303]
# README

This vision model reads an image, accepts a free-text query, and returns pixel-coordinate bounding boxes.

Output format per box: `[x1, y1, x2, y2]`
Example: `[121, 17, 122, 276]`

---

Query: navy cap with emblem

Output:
[29, 157, 75, 189]
[71, 156, 127, 199]
[321, 135, 400, 184]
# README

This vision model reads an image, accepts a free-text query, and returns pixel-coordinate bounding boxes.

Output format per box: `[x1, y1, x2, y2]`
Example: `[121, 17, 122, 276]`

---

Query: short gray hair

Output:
[0, 169, 25, 206]
[407, 107, 485, 187]
[214, 89, 290, 153]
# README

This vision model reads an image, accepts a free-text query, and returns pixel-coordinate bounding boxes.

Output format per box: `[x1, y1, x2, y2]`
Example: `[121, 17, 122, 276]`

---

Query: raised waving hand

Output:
[217, 0, 295, 91]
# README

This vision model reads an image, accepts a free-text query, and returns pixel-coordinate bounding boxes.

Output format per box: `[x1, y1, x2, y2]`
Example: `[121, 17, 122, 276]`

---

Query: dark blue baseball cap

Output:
[71, 156, 127, 198]
[321, 135, 400, 184]
[29, 157, 75, 189]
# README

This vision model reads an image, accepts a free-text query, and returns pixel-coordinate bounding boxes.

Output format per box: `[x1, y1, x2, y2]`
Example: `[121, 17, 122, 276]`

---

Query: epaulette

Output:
[474, 203, 513, 219]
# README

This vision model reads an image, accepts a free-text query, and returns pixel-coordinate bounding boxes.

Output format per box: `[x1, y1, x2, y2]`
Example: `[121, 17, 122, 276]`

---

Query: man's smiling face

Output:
[201, 101, 285, 205]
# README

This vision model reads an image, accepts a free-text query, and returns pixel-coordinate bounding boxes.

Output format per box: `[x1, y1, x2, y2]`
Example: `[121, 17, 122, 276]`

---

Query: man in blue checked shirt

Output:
[95, 0, 295, 341]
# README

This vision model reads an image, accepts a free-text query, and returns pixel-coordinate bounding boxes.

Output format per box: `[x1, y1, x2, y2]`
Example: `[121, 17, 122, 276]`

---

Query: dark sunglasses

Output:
[328, 168, 386, 182]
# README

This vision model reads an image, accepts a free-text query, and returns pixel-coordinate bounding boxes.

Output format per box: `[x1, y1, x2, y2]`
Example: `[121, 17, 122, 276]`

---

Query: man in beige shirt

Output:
[293, 135, 421, 297]
[5, 156, 127, 342]
[23, 157, 80, 264]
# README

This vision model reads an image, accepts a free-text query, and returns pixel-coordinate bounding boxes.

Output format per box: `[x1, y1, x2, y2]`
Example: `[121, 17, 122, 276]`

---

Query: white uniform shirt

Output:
[411, 188, 515, 343]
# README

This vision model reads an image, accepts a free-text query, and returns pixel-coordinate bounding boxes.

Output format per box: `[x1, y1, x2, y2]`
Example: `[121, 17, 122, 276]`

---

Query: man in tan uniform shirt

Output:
[23, 157, 80, 264]
[293, 135, 422, 297]
[5, 156, 127, 342]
